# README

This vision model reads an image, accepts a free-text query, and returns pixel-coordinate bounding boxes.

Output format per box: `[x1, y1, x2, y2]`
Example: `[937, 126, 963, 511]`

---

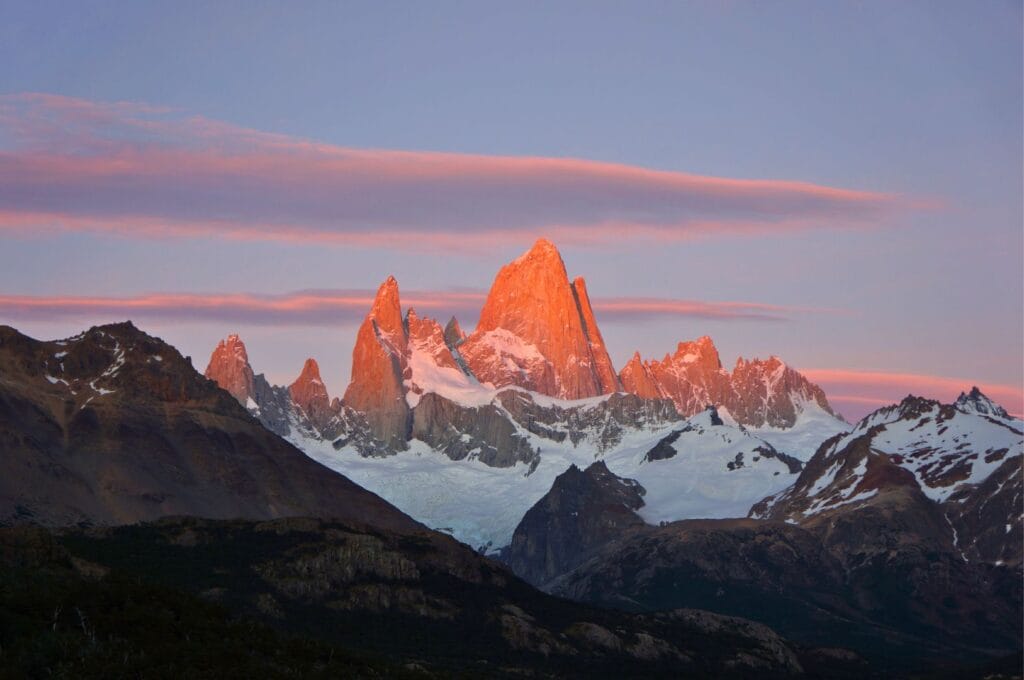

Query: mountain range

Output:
[507, 392, 1023, 668]
[1, 238, 1020, 676]
[204, 239, 851, 549]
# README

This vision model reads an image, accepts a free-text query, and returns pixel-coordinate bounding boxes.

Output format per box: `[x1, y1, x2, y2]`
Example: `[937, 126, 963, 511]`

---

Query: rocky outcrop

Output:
[620, 336, 836, 428]
[288, 358, 333, 430]
[495, 390, 680, 452]
[250, 373, 295, 437]
[947, 453, 1023, 566]
[203, 334, 255, 405]
[410, 392, 539, 468]
[570, 276, 621, 394]
[341, 276, 412, 451]
[955, 385, 1011, 419]
[407, 390, 680, 469]
[508, 461, 646, 586]
[443, 316, 465, 345]
[460, 239, 621, 399]
[728, 356, 833, 428]
[619, 351, 663, 400]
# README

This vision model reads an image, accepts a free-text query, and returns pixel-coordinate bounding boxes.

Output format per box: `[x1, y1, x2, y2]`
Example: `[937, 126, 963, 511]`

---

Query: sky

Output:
[0, 1, 1021, 420]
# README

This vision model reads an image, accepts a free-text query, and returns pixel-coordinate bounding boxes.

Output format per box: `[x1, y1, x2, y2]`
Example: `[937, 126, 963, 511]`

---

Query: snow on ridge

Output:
[405, 333, 492, 408]
[806, 488, 879, 516]
[472, 328, 546, 363]
[771, 399, 1023, 521]
[294, 405, 818, 552]
[749, 400, 848, 463]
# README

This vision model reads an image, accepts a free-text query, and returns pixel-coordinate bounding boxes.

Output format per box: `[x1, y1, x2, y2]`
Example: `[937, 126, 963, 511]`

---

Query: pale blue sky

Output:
[1, 1, 1021, 417]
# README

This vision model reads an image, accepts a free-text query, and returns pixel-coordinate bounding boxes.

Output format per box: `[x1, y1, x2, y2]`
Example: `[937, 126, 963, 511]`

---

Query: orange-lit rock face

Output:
[619, 352, 663, 400]
[342, 276, 411, 449]
[619, 336, 835, 428]
[460, 238, 620, 400]
[728, 356, 833, 427]
[289, 357, 332, 424]
[571, 276, 621, 394]
[204, 334, 255, 405]
[646, 336, 733, 416]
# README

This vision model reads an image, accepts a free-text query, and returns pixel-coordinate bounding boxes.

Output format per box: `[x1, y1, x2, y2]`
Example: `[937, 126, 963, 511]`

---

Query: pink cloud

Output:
[0, 290, 823, 326]
[0, 93, 918, 250]
[804, 368, 1023, 421]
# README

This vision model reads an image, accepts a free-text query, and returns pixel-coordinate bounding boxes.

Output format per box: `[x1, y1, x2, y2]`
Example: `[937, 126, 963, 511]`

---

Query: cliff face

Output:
[288, 358, 334, 430]
[342, 276, 412, 450]
[203, 334, 255, 405]
[507, 461, 646, 586]
[460, 239, 621, 400]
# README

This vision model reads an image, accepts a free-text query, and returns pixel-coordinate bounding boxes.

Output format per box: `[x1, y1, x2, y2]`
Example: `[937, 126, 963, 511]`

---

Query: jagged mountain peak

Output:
[460, 240, 620, 400]
[204, 332, 255, 405]
[343, 277, 411, 451]
[214, 332, 247, 356]
[735, 354, 785, 368]
[296, 356, 320, 375]
[856, 394, 945, 426]
[513, 236, 565, 267]
[955, 386, 1010, 419]
[621, 337, 835, 428]
[288, 357, 334, 428]
[368, 275, 405, 338]
[672, 336, 723, 369]
[508, 458, 646, 585]
[443, 316, 466, 347]
[290, 357, 326, 393]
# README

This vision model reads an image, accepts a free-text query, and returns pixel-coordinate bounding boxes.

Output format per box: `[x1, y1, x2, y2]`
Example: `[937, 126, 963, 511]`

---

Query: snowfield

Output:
[295, 398, 847, 552]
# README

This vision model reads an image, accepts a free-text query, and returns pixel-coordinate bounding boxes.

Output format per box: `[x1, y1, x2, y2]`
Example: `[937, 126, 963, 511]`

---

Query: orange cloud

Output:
[0, 93, 920, 250]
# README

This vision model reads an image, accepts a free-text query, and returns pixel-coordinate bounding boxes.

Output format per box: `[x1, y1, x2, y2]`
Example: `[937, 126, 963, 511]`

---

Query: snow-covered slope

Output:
[752, 391, 1023, 566]
[298, 403, 842, 552]
[624, 407, 807, 525]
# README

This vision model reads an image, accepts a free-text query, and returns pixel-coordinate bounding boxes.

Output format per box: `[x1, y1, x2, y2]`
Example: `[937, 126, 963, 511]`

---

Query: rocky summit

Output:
[203, 333, 255, 406]
[342, 275, 412, 450]
[460, 238, 621, 399]
[287, 357, 333, 429]
[620, 336, 836, 428]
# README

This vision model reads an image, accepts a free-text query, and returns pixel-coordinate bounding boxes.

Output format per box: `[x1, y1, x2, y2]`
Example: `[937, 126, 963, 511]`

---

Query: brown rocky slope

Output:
[0, 322, 417, 532]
